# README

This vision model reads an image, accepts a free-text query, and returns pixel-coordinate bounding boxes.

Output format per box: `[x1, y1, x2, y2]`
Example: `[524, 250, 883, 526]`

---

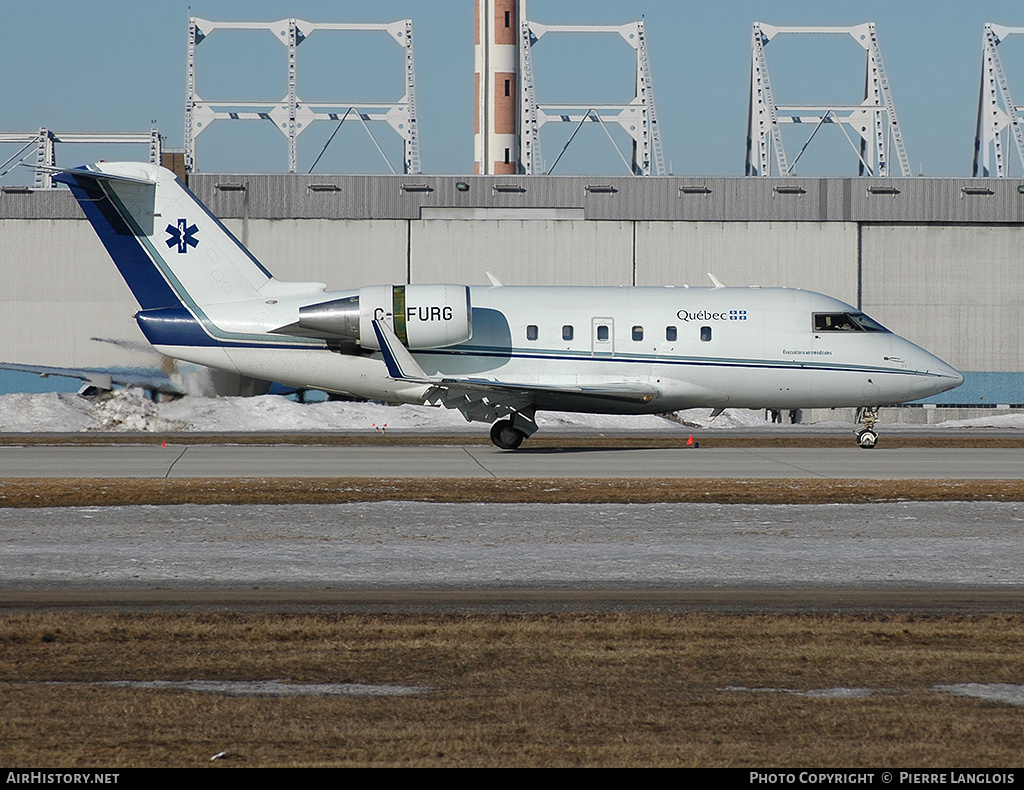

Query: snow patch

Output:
[721, 686, 882, 698]
[724, 683, 1024, 706]
[0, 388, 774, 434]
[90, 390, 189, 433]
[669, 408, 771, 429]
[47, 679, 431, 697]
[935, 413, 1024, 430]
[0, 393, 94, 433]
[936, 683, 1024, 706]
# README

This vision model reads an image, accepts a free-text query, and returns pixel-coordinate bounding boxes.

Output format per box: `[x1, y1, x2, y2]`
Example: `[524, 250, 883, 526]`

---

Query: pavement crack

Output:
[462, 447, 498, 478]
[739, 448, 828, 478]
[165, 446, 188, 479]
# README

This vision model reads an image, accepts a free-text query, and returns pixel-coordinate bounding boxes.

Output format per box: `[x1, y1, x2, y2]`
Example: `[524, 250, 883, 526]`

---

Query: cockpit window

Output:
[849, 313, 889, 332]
[813, 312, 889, 333]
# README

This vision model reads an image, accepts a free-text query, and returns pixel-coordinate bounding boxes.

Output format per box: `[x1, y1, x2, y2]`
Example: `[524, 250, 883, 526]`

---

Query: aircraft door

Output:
[592, 318, 614, 356]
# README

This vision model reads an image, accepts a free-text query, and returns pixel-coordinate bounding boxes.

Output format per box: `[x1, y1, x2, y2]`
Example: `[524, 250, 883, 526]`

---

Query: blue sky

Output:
[3, 0, 1024, 177]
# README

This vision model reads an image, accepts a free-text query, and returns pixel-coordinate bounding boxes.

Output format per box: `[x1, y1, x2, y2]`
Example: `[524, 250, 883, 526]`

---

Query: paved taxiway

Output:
[3, 437, 1023, 613]
[1, 443, 1022, 479]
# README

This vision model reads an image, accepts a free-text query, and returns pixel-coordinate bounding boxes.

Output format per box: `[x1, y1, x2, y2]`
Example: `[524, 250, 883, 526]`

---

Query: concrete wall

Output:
[861, 225, 1024, 376]
[0, 220, 153, 368]
[410, 219, 633, 285]
[635, 221, 859, 304]
[226, 218, 409, 289]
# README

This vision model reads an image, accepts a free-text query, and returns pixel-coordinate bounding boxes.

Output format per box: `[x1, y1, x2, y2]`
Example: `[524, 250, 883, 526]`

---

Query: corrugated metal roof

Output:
[189, 174, 1024, 224]
[5, 174, 1024, 223]
[0, 188, 81, 220]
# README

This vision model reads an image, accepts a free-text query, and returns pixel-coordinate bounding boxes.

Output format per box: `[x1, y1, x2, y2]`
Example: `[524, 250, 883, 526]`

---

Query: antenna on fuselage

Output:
[707, 273, 726, 288]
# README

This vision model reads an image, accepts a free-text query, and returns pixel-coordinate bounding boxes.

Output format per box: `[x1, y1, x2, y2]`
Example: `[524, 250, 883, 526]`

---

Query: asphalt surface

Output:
[2, 436, 1023, 614]
[0, 443, 1022, 479]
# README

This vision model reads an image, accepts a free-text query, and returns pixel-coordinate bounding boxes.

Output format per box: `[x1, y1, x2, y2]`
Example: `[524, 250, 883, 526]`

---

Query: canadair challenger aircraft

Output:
[56, 162, 962, 449]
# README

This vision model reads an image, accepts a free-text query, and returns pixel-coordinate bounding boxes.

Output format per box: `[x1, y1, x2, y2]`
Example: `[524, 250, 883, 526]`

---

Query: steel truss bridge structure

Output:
[185, 17, 421, 175]
[974, 23, 1024, 178]
[518, 17, 665, 176]
[746, 22, 910, 178]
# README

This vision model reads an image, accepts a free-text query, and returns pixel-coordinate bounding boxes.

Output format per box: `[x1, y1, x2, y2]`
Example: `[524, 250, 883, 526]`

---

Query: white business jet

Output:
[56, 163, 962, 449]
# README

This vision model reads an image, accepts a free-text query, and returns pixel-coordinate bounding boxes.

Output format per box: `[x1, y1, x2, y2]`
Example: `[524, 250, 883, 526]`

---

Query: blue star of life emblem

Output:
[165, 218, 199, 254]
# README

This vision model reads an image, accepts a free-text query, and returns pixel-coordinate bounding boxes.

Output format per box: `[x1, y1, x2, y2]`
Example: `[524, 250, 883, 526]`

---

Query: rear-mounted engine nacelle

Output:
[294, 284, 472, 350]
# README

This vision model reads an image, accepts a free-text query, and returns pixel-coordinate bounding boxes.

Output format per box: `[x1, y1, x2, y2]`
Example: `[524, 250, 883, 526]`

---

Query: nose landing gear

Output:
[855, 406, 880, 449]
[857, 428, 879, 448]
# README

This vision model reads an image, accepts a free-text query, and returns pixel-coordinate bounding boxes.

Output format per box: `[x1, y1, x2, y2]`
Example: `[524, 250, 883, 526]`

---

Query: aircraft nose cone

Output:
[945, 367, 965, 389]
[911, 355, 963, 397]
[930, 354, 964, 386]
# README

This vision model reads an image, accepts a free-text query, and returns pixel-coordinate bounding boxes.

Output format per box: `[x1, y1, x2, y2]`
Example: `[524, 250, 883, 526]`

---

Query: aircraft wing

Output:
[0, 362, 186, 398]
[423, 377, 658, 424]
[372, 319, 658, 423]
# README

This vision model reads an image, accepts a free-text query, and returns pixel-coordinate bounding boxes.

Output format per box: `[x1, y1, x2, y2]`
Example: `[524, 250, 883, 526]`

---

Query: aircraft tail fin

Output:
[56, 163, 288, 312]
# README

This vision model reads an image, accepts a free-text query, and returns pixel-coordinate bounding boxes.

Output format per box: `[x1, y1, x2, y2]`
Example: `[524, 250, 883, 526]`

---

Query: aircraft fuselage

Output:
[156, 284, 962, 414]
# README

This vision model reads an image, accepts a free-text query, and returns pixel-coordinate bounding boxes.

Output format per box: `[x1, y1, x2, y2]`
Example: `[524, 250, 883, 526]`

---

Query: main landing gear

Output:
[855, 406, 880, 449]
[488, 410, 538, 451]
[490, 418, 526, 450]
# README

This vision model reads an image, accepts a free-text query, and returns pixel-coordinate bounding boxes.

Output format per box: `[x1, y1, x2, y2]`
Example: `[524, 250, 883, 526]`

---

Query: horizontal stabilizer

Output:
[0, 361, 184, 397]
[49, 164, 157, 187]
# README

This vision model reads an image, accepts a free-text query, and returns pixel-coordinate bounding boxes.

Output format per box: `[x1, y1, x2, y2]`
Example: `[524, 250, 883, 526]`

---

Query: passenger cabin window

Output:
[813, 312, 888, 333]
[666, 326, 677, 342]
[562, 325, 574, 341]
[700, 326, 712, 342]
[526, 324, 538, 341]
[632, 325, 644, 341]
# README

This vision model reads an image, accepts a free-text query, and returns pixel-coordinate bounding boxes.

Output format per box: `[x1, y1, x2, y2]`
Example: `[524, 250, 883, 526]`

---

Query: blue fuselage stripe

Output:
[151, 331, 940, 379]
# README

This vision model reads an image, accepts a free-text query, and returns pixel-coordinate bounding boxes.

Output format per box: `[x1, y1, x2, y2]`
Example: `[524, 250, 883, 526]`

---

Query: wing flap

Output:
[372, 318, 659, 424]
[433, 377, 657, 403]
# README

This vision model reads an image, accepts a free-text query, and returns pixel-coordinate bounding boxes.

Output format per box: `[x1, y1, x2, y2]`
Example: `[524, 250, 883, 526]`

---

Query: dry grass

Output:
[1, 612, 1023, 767]
[1, 476, 1023, 507]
